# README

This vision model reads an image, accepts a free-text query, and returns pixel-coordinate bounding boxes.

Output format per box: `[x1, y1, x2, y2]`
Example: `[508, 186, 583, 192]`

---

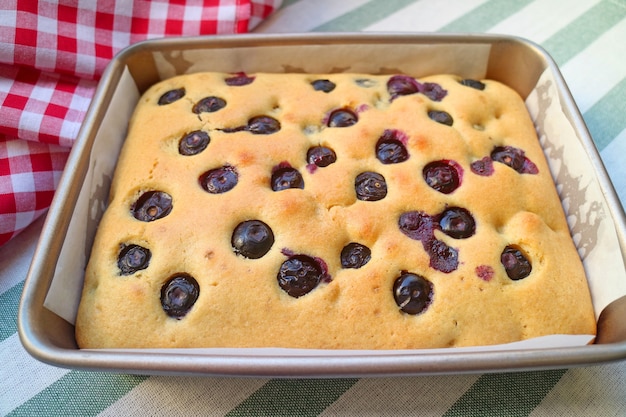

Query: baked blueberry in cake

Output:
[75, 72, 596, 349]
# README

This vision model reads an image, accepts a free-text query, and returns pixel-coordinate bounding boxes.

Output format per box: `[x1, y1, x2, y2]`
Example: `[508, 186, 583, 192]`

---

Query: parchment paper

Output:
[44, 41, 626, 354]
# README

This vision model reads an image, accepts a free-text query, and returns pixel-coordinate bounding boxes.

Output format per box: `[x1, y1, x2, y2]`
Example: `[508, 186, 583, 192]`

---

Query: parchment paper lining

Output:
[44, 41, 626, 354]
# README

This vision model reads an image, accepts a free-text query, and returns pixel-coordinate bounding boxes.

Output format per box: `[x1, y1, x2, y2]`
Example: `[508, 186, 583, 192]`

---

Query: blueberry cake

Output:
[75, 72, 597, 349]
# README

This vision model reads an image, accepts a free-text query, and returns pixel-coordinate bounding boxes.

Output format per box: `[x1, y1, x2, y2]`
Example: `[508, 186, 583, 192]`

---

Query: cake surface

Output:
[75, 72, 596, 349]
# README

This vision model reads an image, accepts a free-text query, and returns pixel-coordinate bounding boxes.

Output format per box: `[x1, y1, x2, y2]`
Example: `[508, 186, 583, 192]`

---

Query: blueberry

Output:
[393, 272, 433, 315]
[438, 207, 475, 239]
[179, 130, 210, 156]
[376, 130, 409, 164]
[501, 246, 532, 280]
[222, 115, 281, 135]
[460, 79, 486, 90]
[231, 220, 274, 259]
[491, 146, 525, 172]
[132, 191, 173, 222]
[200, 165, 238, 194]
[158, 88, 185, 105]
[340, 242, 371, 269]
[398, 211, 459, 273]
[246, 116, 281, 135]
[387, 75, 420, 99]
[311, 79, 336, 93]
[192, 96, 226, 114]
[399, 211, 436, 242]
[423, 160, 462, 194]
[421, 82, 447, 101]
[277, 255, 324, 298]
[491, 146, 538, 174]
[307, 146, 337, 167]
[327, 108, 358, 127]
[426, 239, 459, 273]
[225, 72, 255, 86]
[161, 274, 199, 319]
[118, 244, 151, 275]
[355, 171, 387, 201]
[428, 110, 453, 126]
[271, 167, 304, 191]
[470, 157, 494, 176]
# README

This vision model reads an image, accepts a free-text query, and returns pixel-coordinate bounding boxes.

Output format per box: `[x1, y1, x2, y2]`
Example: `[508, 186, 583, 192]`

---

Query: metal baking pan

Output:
[18, 33, 626, 377]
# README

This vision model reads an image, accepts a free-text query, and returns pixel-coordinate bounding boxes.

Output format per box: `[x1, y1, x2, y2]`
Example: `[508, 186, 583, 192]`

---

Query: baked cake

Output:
[75, 72, 597, 349]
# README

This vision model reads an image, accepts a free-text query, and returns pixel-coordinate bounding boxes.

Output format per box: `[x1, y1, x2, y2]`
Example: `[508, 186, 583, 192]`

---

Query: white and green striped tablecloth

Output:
[2, 0, 626, 415]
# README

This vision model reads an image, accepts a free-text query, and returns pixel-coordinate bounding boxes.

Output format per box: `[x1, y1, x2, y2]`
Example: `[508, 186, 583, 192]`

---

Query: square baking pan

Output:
[18, 33, 626, 377]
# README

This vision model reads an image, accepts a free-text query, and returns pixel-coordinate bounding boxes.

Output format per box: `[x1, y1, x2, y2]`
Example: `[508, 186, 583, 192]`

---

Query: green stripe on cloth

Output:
[312, 0, 419, 32]
[0, 281, 24, 342]
[442, 370, 567, 417]
[280, 0, 304, 7]
[583, 76, 626, 151]
[542, 0, 626, 65]
[439, 0, 532, 33]
[226, 378, 358, 416]
[7, 372, 147, 417]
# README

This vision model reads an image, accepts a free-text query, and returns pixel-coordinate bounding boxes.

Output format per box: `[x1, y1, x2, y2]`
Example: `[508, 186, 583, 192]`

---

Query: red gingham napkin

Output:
[0, 0, 282, 246]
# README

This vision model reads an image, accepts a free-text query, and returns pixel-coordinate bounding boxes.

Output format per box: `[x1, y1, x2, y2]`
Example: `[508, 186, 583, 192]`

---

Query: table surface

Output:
[3, 0, 626, 415]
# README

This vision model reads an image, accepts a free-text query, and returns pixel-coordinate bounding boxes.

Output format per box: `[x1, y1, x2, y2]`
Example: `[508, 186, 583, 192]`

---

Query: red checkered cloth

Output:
[0, 0, 282, 246]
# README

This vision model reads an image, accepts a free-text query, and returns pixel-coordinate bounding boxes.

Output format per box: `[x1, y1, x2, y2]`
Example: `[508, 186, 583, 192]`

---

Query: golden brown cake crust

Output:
[75, 72, 596, 349]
